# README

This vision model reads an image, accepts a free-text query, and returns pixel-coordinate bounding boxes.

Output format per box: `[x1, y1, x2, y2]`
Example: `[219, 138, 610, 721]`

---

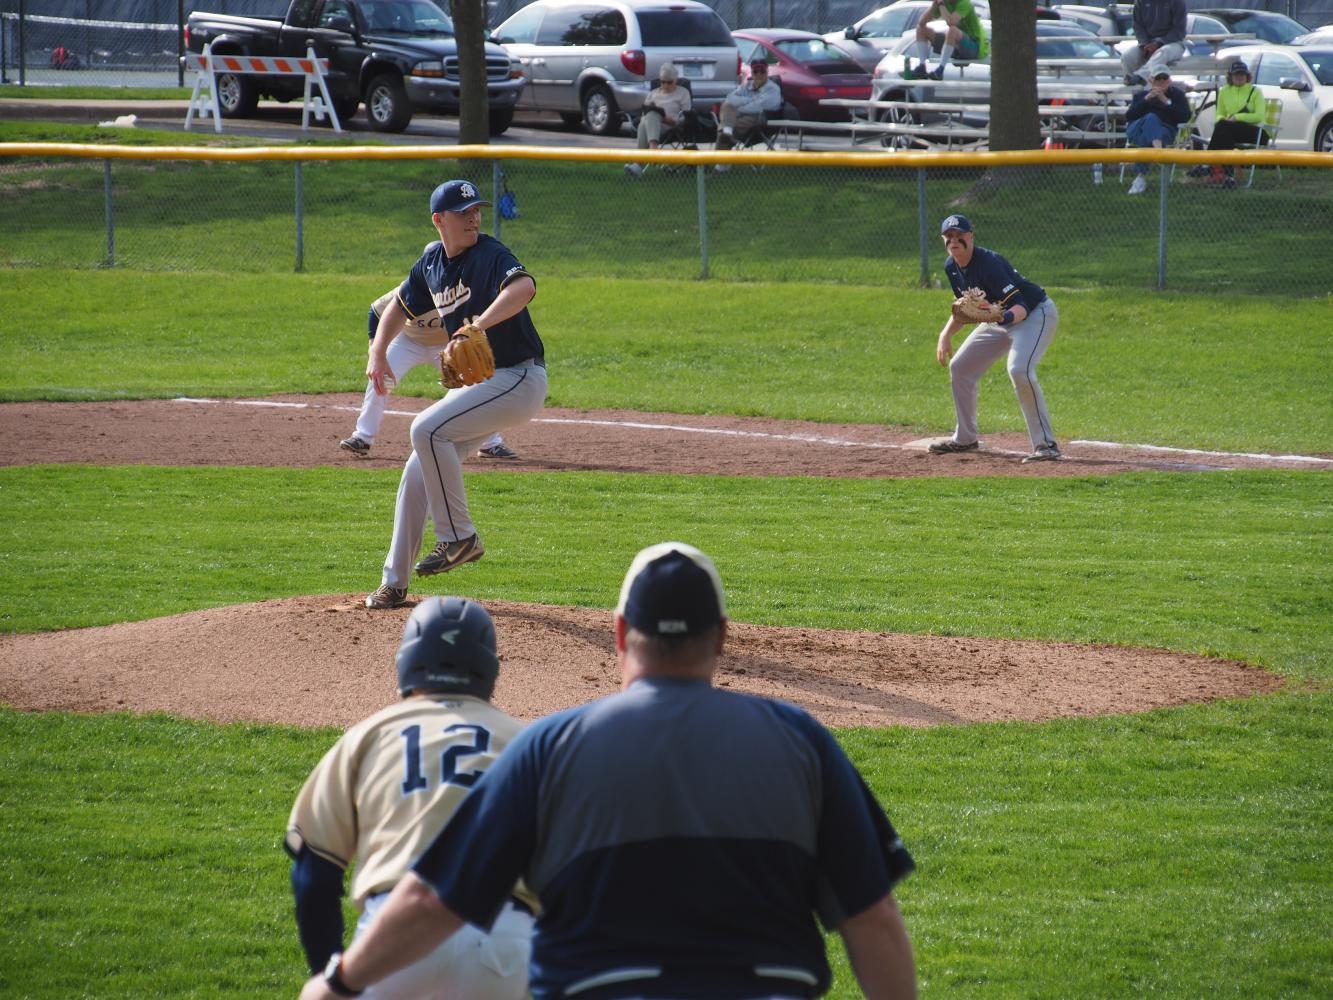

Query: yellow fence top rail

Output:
[1, 142, 1327, 169]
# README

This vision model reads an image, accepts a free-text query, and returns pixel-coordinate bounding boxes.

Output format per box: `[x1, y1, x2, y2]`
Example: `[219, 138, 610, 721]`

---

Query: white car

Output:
[1292, 26, 1333, 46]
[863, 19, 1124, 143]
[827, 0, 992, 73]
[1051, 4, 1236, 57]
[491, 0, 739, 135]
[1193, 44, 1333, 151]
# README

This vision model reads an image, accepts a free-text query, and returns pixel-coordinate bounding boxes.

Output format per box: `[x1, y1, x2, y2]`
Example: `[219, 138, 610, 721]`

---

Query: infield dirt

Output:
[0, 395, 1290, 727]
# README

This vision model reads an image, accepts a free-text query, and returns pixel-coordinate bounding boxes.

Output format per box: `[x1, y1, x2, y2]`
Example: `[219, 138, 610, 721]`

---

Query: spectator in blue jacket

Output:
[1121, 0, 1188, 86]
[1124, 69, 1191, 195]
[713, 57, 783, 163]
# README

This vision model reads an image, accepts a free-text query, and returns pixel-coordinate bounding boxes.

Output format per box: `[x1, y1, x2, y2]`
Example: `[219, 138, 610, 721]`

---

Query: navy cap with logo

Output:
[939, 213, 972, 235]
[430, 179, 492, 214]
[617, 542, 727, 637]
[1228, 59, 1250, 76]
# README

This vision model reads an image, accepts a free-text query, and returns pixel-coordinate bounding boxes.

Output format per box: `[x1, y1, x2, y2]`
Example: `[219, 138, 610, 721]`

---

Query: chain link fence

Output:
[1, 146, 1329, 296]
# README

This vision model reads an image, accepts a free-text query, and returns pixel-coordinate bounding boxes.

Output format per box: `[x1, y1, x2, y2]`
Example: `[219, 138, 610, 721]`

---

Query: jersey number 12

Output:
[400, 723, 491, 795]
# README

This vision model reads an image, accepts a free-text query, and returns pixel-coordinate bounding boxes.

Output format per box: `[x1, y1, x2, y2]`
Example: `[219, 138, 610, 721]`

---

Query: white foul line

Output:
[1071, 439, 1333, 466]
[172, 398, 1332, 466]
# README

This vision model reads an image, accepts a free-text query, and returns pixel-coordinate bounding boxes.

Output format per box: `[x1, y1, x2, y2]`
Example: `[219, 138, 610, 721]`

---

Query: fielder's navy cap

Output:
[430, 179, 491, 214]
[940, 214, 972, 235]
[617, 542, 727, 637]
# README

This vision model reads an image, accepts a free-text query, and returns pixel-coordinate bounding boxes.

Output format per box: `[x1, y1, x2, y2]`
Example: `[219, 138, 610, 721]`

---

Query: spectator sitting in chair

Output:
[905, 0, 989, 81]
[1121, 0, 1187, 87]
[625, 63, 692, 178]
[1189, 59, 1267, 189]
[1124, 69, 1191, 195]
[713, 58, 783, 169]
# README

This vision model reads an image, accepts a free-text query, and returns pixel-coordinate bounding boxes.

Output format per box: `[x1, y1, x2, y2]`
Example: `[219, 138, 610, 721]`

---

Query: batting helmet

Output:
[395, 596, 500, 699]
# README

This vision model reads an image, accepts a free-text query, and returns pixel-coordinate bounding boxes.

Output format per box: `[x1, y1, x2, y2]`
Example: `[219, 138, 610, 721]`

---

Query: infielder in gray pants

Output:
[930, 214, 1060, 463]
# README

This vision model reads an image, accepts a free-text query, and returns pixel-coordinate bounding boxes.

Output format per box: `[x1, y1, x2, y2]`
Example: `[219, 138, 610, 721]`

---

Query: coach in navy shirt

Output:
[300, 542, 917, 1000]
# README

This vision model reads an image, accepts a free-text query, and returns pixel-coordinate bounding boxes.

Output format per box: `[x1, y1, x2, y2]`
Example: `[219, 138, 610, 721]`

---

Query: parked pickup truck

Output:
[185, 0, 525, 133]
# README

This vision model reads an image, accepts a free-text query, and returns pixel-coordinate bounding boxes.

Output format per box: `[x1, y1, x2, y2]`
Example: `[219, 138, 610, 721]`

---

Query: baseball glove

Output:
[952, 287, 1005, 324]
[438, 322, 496, 388]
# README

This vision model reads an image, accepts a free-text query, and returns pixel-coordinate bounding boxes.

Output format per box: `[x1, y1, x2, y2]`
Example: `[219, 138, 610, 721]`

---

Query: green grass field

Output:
[1, 126, 1331, 996]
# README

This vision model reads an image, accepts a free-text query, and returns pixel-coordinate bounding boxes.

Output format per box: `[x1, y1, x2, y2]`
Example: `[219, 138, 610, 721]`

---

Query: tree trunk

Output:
[451, 0, 491, 145]
[987, 0, 1041, 151]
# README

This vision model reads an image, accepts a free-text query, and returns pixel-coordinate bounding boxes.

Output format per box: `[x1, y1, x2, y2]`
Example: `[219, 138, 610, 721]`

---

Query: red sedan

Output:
[732, 28, 873, 121]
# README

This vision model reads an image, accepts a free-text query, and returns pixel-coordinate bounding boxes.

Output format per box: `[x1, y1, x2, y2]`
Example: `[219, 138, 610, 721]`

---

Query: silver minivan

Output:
[492, 0, 740, 134]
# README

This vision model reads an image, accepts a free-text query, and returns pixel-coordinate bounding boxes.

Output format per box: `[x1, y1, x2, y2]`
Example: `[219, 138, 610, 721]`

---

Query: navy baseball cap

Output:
[430, 179, 491, 214]
[1228, 59, 1250, 76]
[940, 214, 972, 235]
[617, 542, 726, 637]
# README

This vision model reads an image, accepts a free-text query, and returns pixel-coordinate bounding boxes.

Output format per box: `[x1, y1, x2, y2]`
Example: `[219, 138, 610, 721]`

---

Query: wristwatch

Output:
[322, 953, 364, 998]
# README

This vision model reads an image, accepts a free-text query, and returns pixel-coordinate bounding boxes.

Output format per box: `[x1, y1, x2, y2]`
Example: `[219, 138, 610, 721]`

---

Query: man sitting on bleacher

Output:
[1121, 0, 1187, 87]
[904, 0, 989, 81]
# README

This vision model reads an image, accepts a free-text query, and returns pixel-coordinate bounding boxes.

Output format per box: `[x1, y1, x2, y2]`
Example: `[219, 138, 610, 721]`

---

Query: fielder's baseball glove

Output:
[952, 287, 1005, 324]
[438, 322, 496, 388]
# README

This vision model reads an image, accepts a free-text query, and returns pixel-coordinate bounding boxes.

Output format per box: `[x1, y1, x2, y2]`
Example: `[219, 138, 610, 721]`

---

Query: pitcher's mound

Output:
[0, 596, 1280, 729]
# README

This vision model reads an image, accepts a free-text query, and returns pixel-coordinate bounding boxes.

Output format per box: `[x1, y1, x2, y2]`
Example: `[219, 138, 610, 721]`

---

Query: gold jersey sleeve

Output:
[371, 288, 451, 350]
[286, 694, 526, 909]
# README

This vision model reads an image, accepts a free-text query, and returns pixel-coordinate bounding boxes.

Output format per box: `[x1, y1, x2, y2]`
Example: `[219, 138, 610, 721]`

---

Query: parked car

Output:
[732, 28, 871, 120]
[1293, 26, 1333, 45]
[869, 20, 1120, 141]
[828, 0, 992, 73]
[185, 0, 526, 133]
[1193, 43, 1333, 151]
[1195, 9, 1311, 46]
[1050, 4, 1235, 57]
[871, 18, 1118, 98]
[490, 0, 738, 135]
[827, 2, 1064, 73]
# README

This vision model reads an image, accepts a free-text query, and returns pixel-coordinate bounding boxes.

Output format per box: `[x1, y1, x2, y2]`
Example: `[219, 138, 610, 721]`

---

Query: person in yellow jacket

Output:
[1192, 60, 1269, 188]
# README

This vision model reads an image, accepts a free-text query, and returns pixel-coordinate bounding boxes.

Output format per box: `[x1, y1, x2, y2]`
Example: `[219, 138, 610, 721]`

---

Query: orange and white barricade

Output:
[184, 42, 342, 133]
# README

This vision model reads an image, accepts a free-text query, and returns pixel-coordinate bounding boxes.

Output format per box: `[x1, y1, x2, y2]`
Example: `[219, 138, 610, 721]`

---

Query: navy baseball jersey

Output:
[945, 245, 1047, 314]
[397, 234, 544, 369]
[411, 676, 915, 999]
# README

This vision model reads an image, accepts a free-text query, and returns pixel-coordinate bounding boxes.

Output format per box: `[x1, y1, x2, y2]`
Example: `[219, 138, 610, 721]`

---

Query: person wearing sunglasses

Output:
[714, 57, 782, 161]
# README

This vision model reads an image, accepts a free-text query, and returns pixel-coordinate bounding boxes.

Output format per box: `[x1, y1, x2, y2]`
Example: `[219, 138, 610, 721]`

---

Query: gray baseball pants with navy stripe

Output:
[381, 361, 547, 589]
[948, 297, 1058, 450]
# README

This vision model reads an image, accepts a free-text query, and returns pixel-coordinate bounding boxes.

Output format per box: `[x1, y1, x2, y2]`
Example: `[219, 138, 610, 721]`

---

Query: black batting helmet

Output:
[395, 596, 500, 699]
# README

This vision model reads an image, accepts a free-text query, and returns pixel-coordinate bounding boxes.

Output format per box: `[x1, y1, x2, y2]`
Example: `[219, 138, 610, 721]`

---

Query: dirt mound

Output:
[0, 596, 1279, 729]
[1, 395, 1299, 727]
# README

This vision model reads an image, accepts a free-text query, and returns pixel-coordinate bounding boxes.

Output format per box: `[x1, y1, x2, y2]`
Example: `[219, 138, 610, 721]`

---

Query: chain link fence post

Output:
[492, 159, 503, 242]
[1157, 167, 1169, 290]
[697, 165, 710, 280]
[916, 167, 930, 287]
[103, 159, 115, 268]
[294, 161, 304, 273]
